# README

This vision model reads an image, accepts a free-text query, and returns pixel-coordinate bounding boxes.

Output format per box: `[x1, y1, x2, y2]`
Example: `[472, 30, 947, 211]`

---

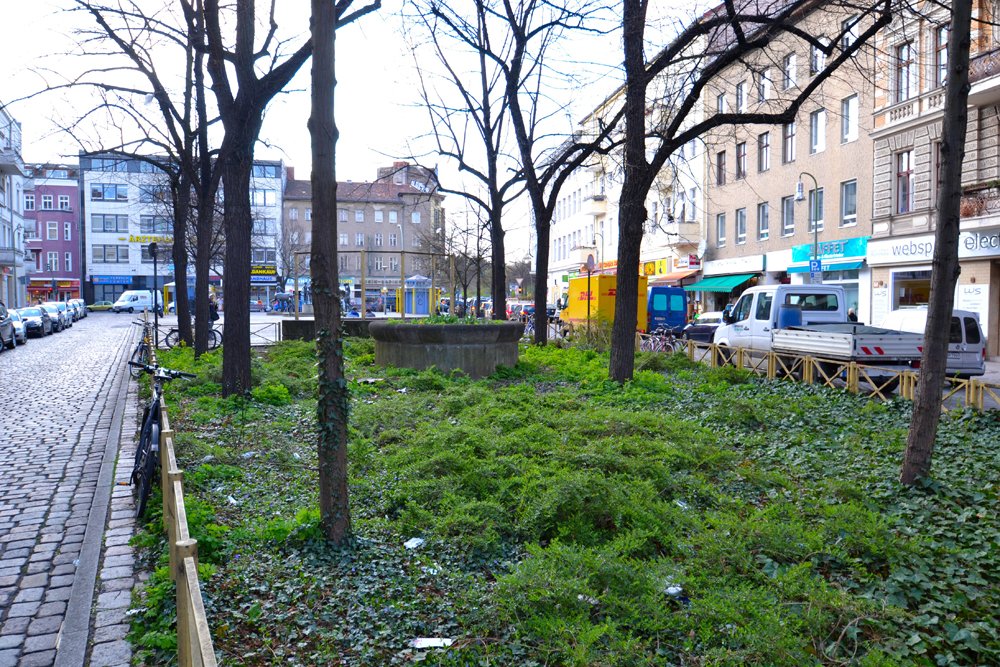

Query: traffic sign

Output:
[809, 259, 822, 272]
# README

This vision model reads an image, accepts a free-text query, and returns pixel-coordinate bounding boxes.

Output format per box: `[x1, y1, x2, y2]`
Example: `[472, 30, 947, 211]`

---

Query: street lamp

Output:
[381, 286, 388, 315]
[396, 222, 406, 319]
[149, 242, 160, 347]
[796, 171, 821, 284]
[592, 231, 604, 269]
[12, 224, 21, 308]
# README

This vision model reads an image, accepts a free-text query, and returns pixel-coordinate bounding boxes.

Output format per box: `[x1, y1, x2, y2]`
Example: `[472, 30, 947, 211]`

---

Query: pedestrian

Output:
[848, 308, 858, 322]
[209, 296, 220, 322]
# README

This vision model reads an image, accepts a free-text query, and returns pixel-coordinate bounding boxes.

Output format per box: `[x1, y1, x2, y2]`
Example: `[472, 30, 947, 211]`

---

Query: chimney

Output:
[286, 166, 295, 180]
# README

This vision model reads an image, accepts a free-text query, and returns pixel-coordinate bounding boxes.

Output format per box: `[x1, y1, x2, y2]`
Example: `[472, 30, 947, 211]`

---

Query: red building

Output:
[23, 164, 81, 301]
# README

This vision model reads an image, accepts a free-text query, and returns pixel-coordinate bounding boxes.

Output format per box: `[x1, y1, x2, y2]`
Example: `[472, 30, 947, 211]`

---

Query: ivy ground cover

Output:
[130, 341, 1000, 666]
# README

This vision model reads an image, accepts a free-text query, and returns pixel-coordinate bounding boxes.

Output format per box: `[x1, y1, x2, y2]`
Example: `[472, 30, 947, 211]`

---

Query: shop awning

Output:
[683, 273, 757, 292]
[786, 260, 865, 273]
[649, 269, 700, 285]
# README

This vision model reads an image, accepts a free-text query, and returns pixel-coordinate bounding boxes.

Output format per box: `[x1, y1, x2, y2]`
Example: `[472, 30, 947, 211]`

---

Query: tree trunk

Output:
[220, 139, 255, 396]
[311, 0, 351, 543]
[173, 172, 193, 345]
[490, 206, 506, 320]
[609, 0, 650, 383]
[900, 0, 973, 484]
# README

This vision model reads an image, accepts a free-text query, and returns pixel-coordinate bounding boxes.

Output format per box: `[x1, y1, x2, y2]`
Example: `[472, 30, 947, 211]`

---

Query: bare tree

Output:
[310, 0, 381, 543]
[900, 0, 974, 484]
[604, 0, 894, 383]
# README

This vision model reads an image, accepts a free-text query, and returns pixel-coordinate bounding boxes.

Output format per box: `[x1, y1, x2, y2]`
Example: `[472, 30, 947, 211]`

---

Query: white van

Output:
[878, 308, 986, 378]
[713, 284, 847, 352]
[111, 290, 163, 314]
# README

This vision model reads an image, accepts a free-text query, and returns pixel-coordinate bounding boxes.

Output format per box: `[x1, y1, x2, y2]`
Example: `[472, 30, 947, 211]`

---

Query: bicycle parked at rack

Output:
[638, 326, 687, 354]
[163, 324, 221, 350]
[129, 320, 155, 378]
[128, 360, 196, 518]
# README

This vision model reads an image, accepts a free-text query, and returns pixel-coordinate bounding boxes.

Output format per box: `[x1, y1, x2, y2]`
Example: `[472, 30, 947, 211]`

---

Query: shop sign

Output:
[672, 254, 702, 270]
[125, 235, 173, 244]
[791, 236, 868, 263]
[702, 254, 764, 276]
[869, 226, 1000, 265]
[93, 275, 132, 285]
[250, 264, 279, 284]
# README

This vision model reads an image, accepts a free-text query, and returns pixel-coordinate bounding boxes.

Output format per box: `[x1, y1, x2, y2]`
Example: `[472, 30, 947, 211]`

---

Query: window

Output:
[809, 109, 826, 154]
[91, 214, 129, 232]
[841, 16, 859, 49]
[375, 256, 385, 271]
[841, 95, 859, 142]
[389, 257, 399, 272]
[47, 221, 58, 240]
[757, 68, 772, 102]
[24, 194, 34, 210]
[389, 210, 398, 224]
[355, 233, 365, 246]
[755, 294, 774, 320]
[251, 219, 277, 235]
[782, 122, 796, 163]
[735, 208, 747, 244]
[47, 251, 59, 271]
[375, 210, 384, 223]
[781, 195, 795, 235]
[338, 209, 347, 222]
[251, 249, 277, 263]
[64, 222, 72, 241]
[715, 213, 726, 247]
[339, 233, 348, 246]
[305, 209, 312, 221]
[716, 93, 727, 113]
[736, 142, 747, 179]
[389, 232, 398, 247]
[57, 195, 70, 210]
[716, 151, 727, 185]
[92, 245, 129, 263]
[936, 26, 949, 87]
[48, 169, 69, 179]
[339, 255, 350, 272]
[757, 202, 770, 240]
[412, 236, 420, 248]
[896, 150, 914, 214]
[757, 132, 771, 172]
[736, 81, 747, 112]
[810, 39, 827, 74]
[41, 194, 54, 209]
[783, 53, 797, 89]
[807, 187, 825, 232]
[139, 161, 163, 173]
[895, 42, 915, 103]
[64, 253, 72, 273]
[355, 209, 365, 222]
[251, 189, 277, 206]
[687, 188, 696, 221]
[91, 158, 127, 172]
[374, 233, 384, 247]
[139, 185, 170, 203]
[840, 180, 858, 226]
[141, 215, 172, 234]
[411, 211, 421, 224]
[288, 208, 298, 221]
[252, 164, 281, 178]
[90, 184, 129, 201]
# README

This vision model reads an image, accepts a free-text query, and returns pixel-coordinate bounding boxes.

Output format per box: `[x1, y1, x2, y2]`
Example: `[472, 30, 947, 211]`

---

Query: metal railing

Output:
[154, 321, 282, 348]
[679, 340, 999, 411]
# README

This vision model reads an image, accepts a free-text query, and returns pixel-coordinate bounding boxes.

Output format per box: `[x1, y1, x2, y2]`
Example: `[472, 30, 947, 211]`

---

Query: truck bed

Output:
[771, 324, 924, 364]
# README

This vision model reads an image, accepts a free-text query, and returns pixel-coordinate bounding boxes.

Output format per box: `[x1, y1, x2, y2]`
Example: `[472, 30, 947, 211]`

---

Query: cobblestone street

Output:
[0, 314, 137, 667]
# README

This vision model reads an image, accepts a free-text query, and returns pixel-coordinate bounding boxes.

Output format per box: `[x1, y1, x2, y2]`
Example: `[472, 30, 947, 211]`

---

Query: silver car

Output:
[39, 304, 66, 332]
[9, 310, 28, 345]
[43, 301, 73, 329]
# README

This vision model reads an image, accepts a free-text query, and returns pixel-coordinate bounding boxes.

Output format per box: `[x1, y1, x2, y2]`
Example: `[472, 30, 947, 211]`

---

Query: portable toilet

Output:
[402, 275, 433, 315]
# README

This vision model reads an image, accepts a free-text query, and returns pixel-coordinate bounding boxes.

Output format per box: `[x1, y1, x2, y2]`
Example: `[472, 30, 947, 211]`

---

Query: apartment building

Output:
[0, 105, 26, 308]
[283, 162, 445, 307]
[701, 4, 877, 316]
[868, 1, 1000, 357]
[80, 154, 284, 304]
[23, 164, 82, 301]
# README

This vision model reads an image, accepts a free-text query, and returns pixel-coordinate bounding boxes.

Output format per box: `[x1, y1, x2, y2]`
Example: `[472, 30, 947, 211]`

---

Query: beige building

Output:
[868, 1, 1000, 357]
[283, 162, 445, 307]
[700, 4, 878, 317]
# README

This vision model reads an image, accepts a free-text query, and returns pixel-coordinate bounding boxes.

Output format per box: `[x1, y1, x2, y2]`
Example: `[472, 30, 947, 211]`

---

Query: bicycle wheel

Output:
[164, 329, 180, 349]
[129, 342, 148, 378]
[207, 328, 221, 350]
[135, 422, 160, 519]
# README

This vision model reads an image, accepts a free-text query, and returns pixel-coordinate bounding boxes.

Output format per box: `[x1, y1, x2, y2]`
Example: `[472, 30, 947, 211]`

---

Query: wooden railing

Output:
[680, 340, 999, 411]
[159, 405, 218, 666]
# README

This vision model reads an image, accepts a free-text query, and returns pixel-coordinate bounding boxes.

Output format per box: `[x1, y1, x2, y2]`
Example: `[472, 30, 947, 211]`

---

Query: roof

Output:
[284, 179, 439, 204]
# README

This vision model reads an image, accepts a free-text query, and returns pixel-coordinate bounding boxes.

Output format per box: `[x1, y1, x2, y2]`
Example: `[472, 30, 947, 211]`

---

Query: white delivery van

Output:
[878, 308, 986, 378]
[111, 290, 163, 314]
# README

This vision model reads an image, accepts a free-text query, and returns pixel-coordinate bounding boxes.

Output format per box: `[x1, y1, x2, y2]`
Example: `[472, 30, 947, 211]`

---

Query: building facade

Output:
[869, 1, 1000, 357]
[701, 4, 878, 316]
[283, 162, 445, 307]
[0, 105, 26, 308]
[23, 164, 82, 302]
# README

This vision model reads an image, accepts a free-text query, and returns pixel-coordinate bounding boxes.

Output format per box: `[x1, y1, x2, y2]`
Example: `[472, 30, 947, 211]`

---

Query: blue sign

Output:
[792, 236, 869, 263]
[93, 275, 132, 285]
[809, 259, 823, 272]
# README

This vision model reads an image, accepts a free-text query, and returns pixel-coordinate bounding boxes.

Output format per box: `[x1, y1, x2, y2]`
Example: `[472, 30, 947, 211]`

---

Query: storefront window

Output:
[892, 270, 931, 307]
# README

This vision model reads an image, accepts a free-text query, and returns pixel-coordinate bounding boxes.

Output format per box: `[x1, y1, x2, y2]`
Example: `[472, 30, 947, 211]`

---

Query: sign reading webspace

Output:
[867, 227, 1000, 265]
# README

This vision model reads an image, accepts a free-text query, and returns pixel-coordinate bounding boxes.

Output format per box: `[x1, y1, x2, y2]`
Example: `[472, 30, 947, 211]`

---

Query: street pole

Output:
[798, 171, 821, 284]
[149, 242, 159, 348]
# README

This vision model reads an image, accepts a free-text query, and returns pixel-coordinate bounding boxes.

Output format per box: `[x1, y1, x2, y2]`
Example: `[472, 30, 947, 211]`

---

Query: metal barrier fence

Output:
[153, 321, 283, 349]
[158, 405, 218, 666]
[679, 340, 1000, 412]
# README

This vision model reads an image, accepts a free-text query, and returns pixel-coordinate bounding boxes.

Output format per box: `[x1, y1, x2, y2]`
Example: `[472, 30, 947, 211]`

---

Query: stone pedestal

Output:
[368, 321, 523, 379]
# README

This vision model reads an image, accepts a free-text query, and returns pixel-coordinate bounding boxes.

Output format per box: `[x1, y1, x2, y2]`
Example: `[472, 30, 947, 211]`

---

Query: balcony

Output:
[584, 193, 607, 216]
[0, 144, 24, 177]
[969, 47, 1000, 106]
[0, 247, 24, 266]
[960, 185, 1000, 220]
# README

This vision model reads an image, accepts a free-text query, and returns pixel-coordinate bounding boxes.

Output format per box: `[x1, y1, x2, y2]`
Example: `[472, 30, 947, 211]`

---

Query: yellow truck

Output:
[562, 274, 649, 332]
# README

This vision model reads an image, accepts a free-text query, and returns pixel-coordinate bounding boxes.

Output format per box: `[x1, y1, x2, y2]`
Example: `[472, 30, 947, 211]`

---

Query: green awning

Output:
[683, 273, 757, 292]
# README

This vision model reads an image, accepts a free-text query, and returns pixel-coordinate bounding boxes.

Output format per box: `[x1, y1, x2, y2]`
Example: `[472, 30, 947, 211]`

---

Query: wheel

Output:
[129, 343, 148, 378]
[134, 423, 160, 519]
[164, 329, 180, 349]
[718, 345, 735, 366]
[207, 328, 221, 350]
[128, 307, 134, 313]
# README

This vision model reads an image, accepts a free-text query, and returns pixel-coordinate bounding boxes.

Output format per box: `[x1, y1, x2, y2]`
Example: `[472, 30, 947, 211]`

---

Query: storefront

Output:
[684, 255, 763, 313]
[90, 275, 132, 303]
[867, 226, 1000, 358]
[770, 236, 871, 323]
[29, 278, 81, 302]
[250, 264, 279, 304]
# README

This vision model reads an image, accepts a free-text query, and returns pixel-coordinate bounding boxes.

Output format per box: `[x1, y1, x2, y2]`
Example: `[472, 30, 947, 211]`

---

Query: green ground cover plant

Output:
[129, 342, 1000, 666]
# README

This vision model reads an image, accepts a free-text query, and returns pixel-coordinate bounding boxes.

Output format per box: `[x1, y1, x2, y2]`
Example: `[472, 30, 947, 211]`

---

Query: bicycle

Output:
[639, 327, 686, 354]
[129, 320, 155, 378]
[128, 360, 196, 518]
[163, 324, 221, 350]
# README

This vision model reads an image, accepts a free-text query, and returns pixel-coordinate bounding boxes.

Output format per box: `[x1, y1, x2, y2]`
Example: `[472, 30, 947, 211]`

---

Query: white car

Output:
[878, 307, 986, 378]
[9, 309, 28, 345]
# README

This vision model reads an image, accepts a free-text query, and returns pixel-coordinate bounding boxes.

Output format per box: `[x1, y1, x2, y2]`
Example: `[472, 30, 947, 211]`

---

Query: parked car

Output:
[546, 304, 560, 323]
[249, 299, 270, 312]
[70, 298, 87, 319]
[43, 301, 73, 329]
[878, 307, 986, 378]
[88, 300, 115, 312]
[18, 307, 53, 337]
[682, 311, 724, 343]
[9, 310, 28, 345]
[65, 300, 83, 321]
[0, 302, 16, 350]
[39, 304, 65, 332]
